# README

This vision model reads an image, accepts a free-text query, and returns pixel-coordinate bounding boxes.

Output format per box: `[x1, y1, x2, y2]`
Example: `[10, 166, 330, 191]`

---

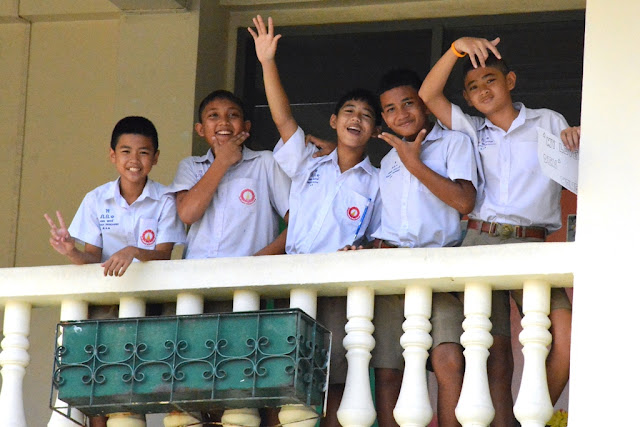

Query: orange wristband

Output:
[451, 42, 467, 58]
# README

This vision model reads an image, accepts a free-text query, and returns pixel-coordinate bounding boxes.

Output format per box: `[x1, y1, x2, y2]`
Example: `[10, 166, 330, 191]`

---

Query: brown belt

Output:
[372, 238, 398, 249]
[466, 219, 547, 240]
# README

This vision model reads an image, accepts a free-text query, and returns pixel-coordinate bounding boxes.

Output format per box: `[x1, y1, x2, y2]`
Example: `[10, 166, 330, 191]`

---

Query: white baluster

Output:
[221, 291, 261, 427]
[278, 289, 319, 427]
[164, 294, 204, 427]
[107, 412, 145, 426]
[337, 286, 376, 427]
[119, 297, 146, 318]
[394, 286, 433, 427]
[0, 301, 32, 427]
[514, 280, 553, 427]
[49, 300, 89, 426]
[456, 282, 494, 427]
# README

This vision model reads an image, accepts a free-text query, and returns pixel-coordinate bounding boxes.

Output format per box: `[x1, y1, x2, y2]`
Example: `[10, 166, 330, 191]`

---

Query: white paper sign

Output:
[537, 127, 579, 194]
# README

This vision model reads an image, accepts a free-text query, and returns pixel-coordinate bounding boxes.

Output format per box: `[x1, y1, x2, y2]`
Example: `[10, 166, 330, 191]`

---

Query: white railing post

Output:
[164, 293, 204, 427]
[221, 291, 261, 427]
[337, 286, 376, 427]
[0, 301, 32, 427]
[107, 297, 147, 427]
[48, 300, 89, 427]
[394, 285, 433, 427]
[514, 280, 553, 427]
[456, 282, 494, 427]
[278, 288, 319, 427]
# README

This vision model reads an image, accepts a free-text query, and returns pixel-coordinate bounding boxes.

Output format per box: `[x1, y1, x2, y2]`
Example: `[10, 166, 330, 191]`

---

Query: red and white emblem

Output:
[140, 229, 156, 246]
[347, 206, 361, 221]
[239, 188, 256, 205]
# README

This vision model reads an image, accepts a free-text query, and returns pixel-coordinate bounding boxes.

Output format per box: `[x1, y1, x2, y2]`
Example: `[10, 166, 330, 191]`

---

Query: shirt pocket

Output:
[221, 177, 260, 213]
[335, 188, 371, 235]
[137, 218, 158, 249]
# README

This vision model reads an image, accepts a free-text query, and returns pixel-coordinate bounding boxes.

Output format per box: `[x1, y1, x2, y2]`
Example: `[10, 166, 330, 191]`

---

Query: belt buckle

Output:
[499, 223, 514, 238]
[488, 222, 499, 236]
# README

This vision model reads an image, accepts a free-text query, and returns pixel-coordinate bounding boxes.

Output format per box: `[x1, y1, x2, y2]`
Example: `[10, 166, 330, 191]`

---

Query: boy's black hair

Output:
[334, 88, 382, 126]
[111, 116, 159, 151]
[377, 68, 422, 96]
[198, 89, 248, 122]
[462, 52, 511, 83]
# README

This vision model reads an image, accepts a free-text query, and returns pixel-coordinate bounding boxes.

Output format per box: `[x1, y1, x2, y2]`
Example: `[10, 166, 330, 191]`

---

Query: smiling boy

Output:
[45, 116, 185, 278]
[250, 15, 381, 426]
[419, 37, 575, 424]
[171, 90, 291, 259]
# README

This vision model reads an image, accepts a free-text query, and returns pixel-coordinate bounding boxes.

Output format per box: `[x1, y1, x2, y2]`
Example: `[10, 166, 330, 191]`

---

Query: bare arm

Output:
[45, 211, 102, 264]
[249, 15, 298, 143]
[419, 37, 501, 129]
[378, 130, 476, 214]
[176, 132, 248, 225]
[253, 211, 289, 256]
[101, 242, 174, 277]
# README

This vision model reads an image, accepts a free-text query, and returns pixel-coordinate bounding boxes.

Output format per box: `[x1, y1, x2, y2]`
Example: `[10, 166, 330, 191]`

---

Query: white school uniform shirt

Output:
[273, 126, 381, 254]
[451, 102, 568, 232]
[372, 123, 477, 248]
[170, 146, 290, 259]
[68, 178, 186, 262]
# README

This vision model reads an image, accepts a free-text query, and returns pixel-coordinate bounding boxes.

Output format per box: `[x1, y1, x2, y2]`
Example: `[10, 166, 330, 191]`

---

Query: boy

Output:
[419, 37, 575, 424]
[249, 15, 381, 426]
[45, 116, 185, 278]
[45, 115, 186, 427]
[170, 89, 291, 259]
[371, 68, 477, 427]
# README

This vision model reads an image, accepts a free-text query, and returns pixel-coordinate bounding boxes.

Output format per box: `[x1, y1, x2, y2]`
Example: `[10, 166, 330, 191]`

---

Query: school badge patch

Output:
[239, 188, 256, 205]
[140, 229, 156, 246]
[347, 206, 361, 221]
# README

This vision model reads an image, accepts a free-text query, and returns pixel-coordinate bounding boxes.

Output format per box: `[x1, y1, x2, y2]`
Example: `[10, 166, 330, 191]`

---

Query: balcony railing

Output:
[0, 242, 574, 427]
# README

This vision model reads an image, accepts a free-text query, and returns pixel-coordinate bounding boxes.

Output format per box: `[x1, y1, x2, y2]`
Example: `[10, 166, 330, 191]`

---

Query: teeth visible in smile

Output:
[347, 126, 361, 132]
[217, 130, 232, 135]
[128, 167, 141, 172]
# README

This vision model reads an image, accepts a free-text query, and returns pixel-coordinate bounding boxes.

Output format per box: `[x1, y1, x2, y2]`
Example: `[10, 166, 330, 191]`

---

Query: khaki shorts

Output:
[371, 295, 405, 370]
[317, 296, 348, 384]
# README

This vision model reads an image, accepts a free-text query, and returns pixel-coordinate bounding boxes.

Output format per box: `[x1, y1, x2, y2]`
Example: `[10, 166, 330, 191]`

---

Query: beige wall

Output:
[570, 0, 640, 425]
[1, 0, 200, 268]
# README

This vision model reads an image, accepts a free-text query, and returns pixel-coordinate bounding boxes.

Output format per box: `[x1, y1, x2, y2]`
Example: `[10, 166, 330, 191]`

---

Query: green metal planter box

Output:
[51, 309, 330, 417]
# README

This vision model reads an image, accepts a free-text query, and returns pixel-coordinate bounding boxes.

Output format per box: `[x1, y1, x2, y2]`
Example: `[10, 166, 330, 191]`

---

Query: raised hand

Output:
[378, 129, 428, 171]
[248, 15, 281, 63]
[560, 126, 580, 152]
[306, 134, 337, 158]
[453, 37, 502, 69]
[212, 131, 248, 168]
[44, 211, 75, 256]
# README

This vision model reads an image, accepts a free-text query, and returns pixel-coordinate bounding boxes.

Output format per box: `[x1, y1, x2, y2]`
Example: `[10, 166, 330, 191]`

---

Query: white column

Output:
[514, 280, 553, 427]
[221, 291, 261, 427]
[278, 288, 320, 427]
[0, 301, 32, 427]
[394, 285, 433, 427]
[106, 297, 148, 426]
[48, 300, 89, 427]
[164, 294, 204, 427]
[456, 282, 494, 427]
[337, 286, 376, 427]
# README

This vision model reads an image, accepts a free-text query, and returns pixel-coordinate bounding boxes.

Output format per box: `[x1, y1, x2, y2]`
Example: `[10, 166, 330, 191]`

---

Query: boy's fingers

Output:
[44, 213, 56, 228]
[56, 210, 67, 229]
[247, 27, 257, 40]
[489, 37, 502, 58]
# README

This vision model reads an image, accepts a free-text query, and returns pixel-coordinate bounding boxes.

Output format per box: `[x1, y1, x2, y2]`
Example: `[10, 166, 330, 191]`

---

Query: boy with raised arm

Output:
[419, 37, 575, 424]
[370, 68, 477, 427]
[249, 15, 381, 426]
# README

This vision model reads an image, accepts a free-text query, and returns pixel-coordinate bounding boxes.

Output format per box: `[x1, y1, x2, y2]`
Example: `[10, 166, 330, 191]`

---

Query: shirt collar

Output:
[108, 178, 160, 206]
[197, 146, 260, 165]
[479, 102, 542, 133]
[317, 148, 375, 176]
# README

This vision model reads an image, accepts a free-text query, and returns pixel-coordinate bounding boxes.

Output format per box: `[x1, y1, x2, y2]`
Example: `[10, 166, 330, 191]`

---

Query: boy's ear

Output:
[195, 122, 205, 137]
[462, 89, 473, 107]
[506, 71, 517, 91]
[153, 149, 159, 166]
[329, 114, 338, 130]
[373, 126, 382, 138]
[244, 120, 252, 133]
[109, 148, 116, 164]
